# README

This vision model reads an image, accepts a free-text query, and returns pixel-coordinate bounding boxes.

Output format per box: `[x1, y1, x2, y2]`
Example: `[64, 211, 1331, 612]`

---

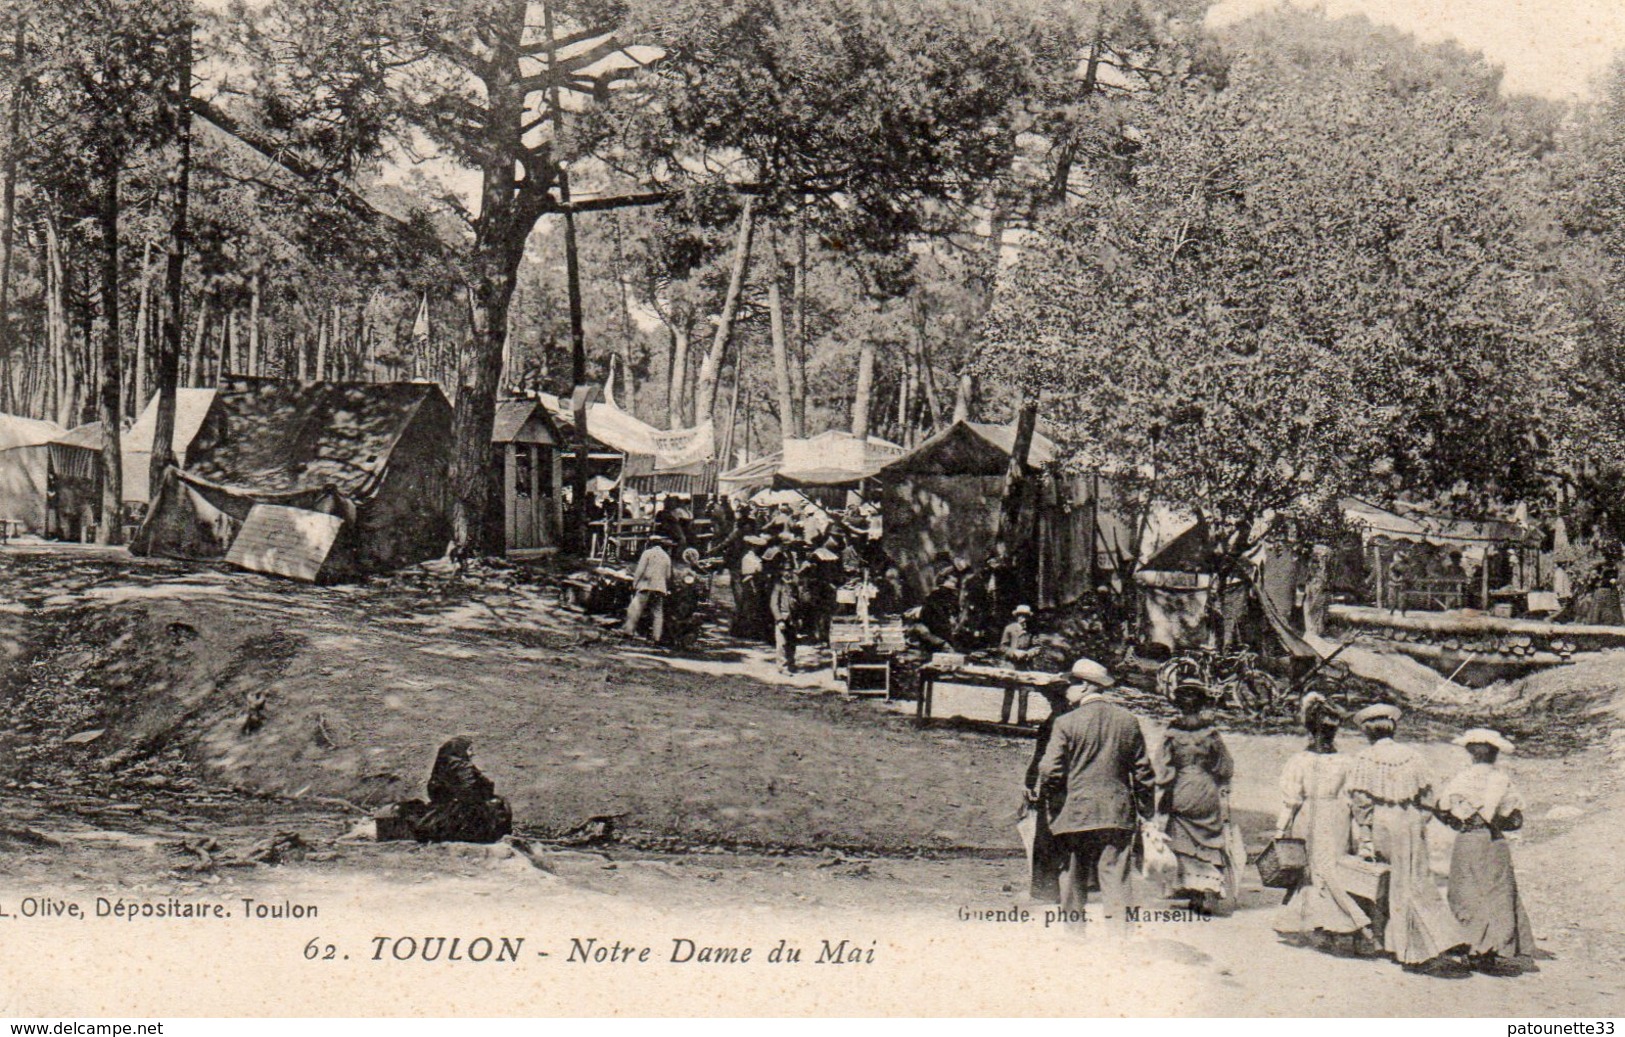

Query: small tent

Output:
[0, 413, 65, 535]
[134, 378, 452, 580]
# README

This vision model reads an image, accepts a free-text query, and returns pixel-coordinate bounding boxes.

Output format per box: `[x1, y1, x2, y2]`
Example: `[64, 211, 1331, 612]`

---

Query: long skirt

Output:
[1369, 803, 1466, 964]
[1448, 830, 1536, 959]
[1165, 781, 1231, 899]
[1275, 794, 1370, 936]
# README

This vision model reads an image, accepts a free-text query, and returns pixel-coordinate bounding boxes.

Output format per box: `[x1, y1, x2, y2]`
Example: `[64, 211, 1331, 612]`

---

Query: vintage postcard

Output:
[1, 0, 1623, 1020]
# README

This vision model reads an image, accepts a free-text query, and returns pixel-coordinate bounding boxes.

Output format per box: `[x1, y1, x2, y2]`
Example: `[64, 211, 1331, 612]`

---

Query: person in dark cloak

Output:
[407, 737, 513, 844]
[1022, 683, 1076, 901]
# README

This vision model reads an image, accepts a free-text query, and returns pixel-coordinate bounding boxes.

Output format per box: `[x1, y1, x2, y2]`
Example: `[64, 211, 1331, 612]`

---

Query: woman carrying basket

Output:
[1272, 693, 1372, 953]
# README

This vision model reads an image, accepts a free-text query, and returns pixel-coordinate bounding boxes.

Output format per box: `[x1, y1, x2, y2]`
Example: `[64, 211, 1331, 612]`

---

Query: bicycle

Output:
[1155, 647, 1283, 714]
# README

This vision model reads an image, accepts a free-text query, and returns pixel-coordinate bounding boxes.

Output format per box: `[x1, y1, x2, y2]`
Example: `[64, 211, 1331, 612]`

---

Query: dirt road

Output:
[1, 544, 1621, 1016]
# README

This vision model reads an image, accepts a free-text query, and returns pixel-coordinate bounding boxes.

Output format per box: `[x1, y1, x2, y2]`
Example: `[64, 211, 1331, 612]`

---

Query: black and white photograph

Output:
[0, 0, 1622, 1020]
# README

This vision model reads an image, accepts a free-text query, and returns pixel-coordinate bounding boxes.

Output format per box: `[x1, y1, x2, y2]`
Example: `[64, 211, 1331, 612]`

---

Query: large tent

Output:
[0, 413, 65, 535]
[873, 420, 1090, 605]
[134, 378, 452, 579]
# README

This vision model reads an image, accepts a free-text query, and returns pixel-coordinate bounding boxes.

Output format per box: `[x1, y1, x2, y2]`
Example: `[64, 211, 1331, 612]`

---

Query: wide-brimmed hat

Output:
[744, 534, 769, 546]
[1069, 658, 1113, 688]
[1351, 703, 1402, 727]
[1013, 604, 1033, 617]
[1171, 680, 1210, 704]
[1453, 728, 1515, 754]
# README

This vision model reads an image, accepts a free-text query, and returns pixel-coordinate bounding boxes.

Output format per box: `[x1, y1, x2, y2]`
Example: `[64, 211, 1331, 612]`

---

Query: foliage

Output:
[982, 9, 1571, 569]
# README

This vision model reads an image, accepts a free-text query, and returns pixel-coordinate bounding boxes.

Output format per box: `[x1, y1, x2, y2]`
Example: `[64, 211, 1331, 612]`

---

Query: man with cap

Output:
[1346, 702, 1468, 974]
[1000, 605, 1039, 670]
[1436, 728, 1536, 973]
[1037, 658, 1156, 927]
[622, 533, 674, 643]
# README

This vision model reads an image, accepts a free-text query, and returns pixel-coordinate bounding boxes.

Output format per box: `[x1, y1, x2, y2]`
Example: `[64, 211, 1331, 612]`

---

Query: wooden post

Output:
[545, 0, 590, 555]
[995, 402, 1039, 603]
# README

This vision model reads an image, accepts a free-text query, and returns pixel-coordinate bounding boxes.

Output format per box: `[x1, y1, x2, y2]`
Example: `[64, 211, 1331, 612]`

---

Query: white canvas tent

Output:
[0, 413, 65, 534]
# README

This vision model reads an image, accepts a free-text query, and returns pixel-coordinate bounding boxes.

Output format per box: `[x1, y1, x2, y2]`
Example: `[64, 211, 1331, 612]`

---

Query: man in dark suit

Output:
[1038, 658, 1156, 926]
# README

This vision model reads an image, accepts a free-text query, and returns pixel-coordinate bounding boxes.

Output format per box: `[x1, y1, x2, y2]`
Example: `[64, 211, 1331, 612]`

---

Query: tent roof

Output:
[719, 452, 782, 487]
[491, 398, 559, 445]
[776, 465, 883, 488]
[52, 422, 105, 450]
[1342, 497, 1536, 547]
[128, 389, 215, 456]
[0, 413, 64, 451]
[1141, 521, 1215, 573]
[181, 378, 449, 498]
[879, 420, 1058, 478]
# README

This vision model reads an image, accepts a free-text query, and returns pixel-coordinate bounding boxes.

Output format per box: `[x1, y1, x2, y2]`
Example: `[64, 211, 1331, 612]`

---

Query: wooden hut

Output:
[490, 398, 562, 554]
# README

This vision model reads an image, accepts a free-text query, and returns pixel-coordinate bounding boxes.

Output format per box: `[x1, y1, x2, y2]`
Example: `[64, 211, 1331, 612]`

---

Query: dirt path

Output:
[1, 544, 1622, 1015]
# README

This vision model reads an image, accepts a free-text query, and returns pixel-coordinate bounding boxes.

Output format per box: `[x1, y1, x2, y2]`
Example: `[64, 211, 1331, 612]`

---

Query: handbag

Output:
[1137, 819, 1178, 886]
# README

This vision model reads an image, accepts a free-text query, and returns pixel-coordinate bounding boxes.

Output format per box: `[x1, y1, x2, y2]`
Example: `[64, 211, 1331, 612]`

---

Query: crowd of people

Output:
[1022, 660, 1536, 978]
[611, 490, 1105, 683]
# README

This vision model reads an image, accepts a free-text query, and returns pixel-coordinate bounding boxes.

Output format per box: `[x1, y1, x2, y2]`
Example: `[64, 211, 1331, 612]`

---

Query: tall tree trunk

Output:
[851, 338, 876, 439]
[151, 23, 190, 502]
[448, 0, 557, 557]
[247, 273, 261, 376]
[219, 303, 233, 380]
[766, 221, 795, 444]
[611, 211, 637, 414]
[0, 19, 23, 383]
[95, 161, 123, 545]
[189, 295, 210, 388]
[666, 317, 690, 428]
[792, 216, 808, 436]
[692, 197, 755, 426]
[314, 302, 330, 382]
[896, 350, 912, 441]
[912, 292, 940, 430]
[43, 213, 70, 427]
[131, 241, 152, 418]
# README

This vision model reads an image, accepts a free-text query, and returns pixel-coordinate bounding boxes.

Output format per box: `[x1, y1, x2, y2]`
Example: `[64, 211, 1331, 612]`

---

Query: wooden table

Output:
[916, 664, 1070, 732]
[828, 617, 906, 697]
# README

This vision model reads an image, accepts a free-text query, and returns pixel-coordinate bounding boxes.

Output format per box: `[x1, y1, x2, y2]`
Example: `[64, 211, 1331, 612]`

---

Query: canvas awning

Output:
[1342, 497, 1537, 548]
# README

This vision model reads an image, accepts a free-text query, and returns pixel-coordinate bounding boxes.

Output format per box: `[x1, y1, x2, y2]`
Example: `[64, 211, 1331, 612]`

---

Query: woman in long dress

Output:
[1273, 693, 1372, 951]
[1347, 703, 1468, 974]
[1157, 682, 1237, 914]
[1437, 728, 1536, 974]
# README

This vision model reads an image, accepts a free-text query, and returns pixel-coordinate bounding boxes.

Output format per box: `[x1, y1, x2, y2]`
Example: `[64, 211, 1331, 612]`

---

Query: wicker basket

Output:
[1255, 837, 1308, 889]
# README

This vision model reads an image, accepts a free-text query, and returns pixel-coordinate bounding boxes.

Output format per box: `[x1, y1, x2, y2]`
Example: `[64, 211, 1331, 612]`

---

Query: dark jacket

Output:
[1038, 693, 1156, 834]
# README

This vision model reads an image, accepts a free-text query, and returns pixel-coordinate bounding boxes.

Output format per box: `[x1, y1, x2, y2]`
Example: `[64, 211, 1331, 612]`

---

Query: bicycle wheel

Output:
[1241, 670, 1281, 714]
[1157, 657, 1202, 701]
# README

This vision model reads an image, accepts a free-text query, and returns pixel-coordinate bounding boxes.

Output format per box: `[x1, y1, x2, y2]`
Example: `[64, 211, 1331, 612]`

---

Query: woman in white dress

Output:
[1273, 693, 1372, 953]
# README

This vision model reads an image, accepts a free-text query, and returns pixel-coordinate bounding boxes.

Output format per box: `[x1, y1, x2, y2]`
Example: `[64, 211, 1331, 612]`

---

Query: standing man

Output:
[622, 533, 674, 644]
[1038, 658, 1156, 927]
[769, 537, 806, 675]
[1000, 604, 1039, 669]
